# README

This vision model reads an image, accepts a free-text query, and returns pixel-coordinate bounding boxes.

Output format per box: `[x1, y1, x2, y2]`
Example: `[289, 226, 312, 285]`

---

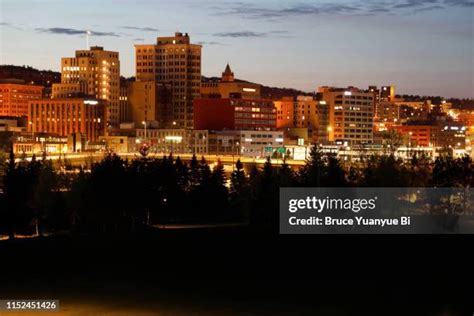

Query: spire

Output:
[222, 63, 234, 82]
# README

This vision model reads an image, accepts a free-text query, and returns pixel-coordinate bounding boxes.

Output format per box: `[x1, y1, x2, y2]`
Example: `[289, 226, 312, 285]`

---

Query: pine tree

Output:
[189, 154, 200, 189]
[299, 145, 325, 186]
[231, 159, 247, 195]
[4, 148, 17, 239]
[326, 154, 346, 187]
[278, 157, 294, 187]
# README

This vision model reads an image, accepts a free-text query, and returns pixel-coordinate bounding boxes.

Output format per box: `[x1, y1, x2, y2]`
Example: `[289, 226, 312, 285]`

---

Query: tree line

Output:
[0, 147, 473, 237]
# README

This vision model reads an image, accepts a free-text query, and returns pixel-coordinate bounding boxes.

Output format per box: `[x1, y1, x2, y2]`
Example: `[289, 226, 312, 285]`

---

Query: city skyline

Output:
[1, 0, 473, 98]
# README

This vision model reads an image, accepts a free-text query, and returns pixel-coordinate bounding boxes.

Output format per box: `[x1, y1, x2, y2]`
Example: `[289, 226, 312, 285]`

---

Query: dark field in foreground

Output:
[0, 227, 471, 315]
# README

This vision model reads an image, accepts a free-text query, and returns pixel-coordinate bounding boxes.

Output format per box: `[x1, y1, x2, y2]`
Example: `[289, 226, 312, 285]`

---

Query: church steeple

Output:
[221, 63, 234, 82]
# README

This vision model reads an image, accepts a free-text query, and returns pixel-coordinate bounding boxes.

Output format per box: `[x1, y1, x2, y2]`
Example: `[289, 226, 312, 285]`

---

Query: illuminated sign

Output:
[243, 88, 256, 92]
[165, 136, 183, 142]
[293, 147, 306, 160]
[344, 91, 352, 96]
[84, 100, 98, 105]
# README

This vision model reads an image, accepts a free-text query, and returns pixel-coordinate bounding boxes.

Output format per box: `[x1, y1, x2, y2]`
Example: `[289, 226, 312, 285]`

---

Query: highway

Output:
[15, 152, 306, 170]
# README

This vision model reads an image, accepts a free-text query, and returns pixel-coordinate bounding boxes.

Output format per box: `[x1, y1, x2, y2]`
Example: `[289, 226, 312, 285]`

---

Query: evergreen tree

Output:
[230, 159, 250, 220]
[175, 156, 189, 192]
[231, 159, 247, 195]
[278, 157, 294, 187]
[4, 149, 17, 239]
[326, 154, 347, 187]
[299, 146, 325, 186]
[189, 154, 200, 189]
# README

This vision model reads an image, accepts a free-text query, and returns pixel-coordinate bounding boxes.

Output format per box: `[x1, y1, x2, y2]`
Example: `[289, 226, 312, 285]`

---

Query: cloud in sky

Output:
[121, 26, 159, 32]
[214, 31, 266, 38]
[413, 5, 445, 12]
[36, 27, 119, 37]
[1, 22, 23, 30]
[197, 41, 226, 46]
[214, 0, 473, 19]
[443, 0, 474, 6]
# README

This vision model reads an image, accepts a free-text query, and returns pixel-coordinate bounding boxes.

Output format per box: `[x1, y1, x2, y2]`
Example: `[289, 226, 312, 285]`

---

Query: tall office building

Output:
[135, 32, 201, 129]
[275, 96, 329, 143]
[128, 80, 172, 129]
[53, 46, 120, 128]
[319, 86, 375, 145]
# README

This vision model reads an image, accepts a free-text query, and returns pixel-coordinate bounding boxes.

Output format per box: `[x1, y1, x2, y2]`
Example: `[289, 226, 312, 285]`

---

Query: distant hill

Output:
[0, 65, 60, 87]
[202, 76, 312, 100]
[396, 94, 474, 109]
[0, 66, 312, 100]
[2, 66, 470, 106]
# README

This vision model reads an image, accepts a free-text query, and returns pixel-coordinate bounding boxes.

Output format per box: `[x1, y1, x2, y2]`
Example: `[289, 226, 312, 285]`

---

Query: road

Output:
[15, 152, 306, 169]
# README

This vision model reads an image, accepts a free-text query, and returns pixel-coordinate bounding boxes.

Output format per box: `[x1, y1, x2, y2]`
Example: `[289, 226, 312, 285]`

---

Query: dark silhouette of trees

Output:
[360, 155, 408, 187]
[432, 154, 473, 187]
[230, 159, 250, 220]
[298, 147, 347, 187]
[1, 148, 473, 236]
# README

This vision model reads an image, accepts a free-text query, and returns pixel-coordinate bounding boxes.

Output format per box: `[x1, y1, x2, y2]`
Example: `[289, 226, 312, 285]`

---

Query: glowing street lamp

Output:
[29, 121, 34, 141]
[142, 121, 147, 142]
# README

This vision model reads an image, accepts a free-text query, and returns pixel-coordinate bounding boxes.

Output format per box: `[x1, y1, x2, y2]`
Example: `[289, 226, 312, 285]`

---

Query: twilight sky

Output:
[0, 0, 473, 98]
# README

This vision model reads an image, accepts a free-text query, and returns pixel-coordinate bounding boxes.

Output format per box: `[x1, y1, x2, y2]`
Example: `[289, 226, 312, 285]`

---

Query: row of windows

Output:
[137, 61, 201, 66]
[137, 49, 200, 57]
[344, 129, 373, 133]
[235, 113, 276, 119]
[0, 89, 42, 94]
[335, 100, 372, 105]
[335, 95, 373, 100]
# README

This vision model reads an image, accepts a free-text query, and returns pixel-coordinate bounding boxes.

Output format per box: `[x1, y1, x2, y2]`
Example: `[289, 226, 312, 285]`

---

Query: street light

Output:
[29, 121, 34, 142]
[142, 121, 147, 143]
[232, 140, 240, 171]
[408, 131, 413, 157]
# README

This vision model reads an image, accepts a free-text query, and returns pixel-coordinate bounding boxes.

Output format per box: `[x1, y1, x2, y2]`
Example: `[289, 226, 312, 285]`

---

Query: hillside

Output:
[0, 65, 60, 87]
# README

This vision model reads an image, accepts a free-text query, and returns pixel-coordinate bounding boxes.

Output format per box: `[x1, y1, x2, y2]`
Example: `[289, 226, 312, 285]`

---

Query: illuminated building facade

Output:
[0, 82, 43, 117]
[135, 32, 201, 128]
[275, 95, 329, 143]
[54, 46, 120, 128]
[392, 125, 433, 147]
[135, 128, 208, 154]
[193, 98, 276, 131]
[201, 64, 261, 100]
[128, 80, 172, 129]
[380, 85, 395, 102]
[318, 86, 374, 145]
[28, 98, 105, 142]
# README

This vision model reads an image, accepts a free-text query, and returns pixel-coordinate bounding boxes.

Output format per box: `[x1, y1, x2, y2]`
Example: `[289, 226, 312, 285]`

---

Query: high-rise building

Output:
[53, 46, 120, 128]
[135, 32, 201, 129]
[0, 81, 43, 117]
[119, 77, 130, 124]
[275, 97, 295, 129]
[319, 86, 375, 145]
[274, 95, 329, 143]
[128, 80, 172, 129]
